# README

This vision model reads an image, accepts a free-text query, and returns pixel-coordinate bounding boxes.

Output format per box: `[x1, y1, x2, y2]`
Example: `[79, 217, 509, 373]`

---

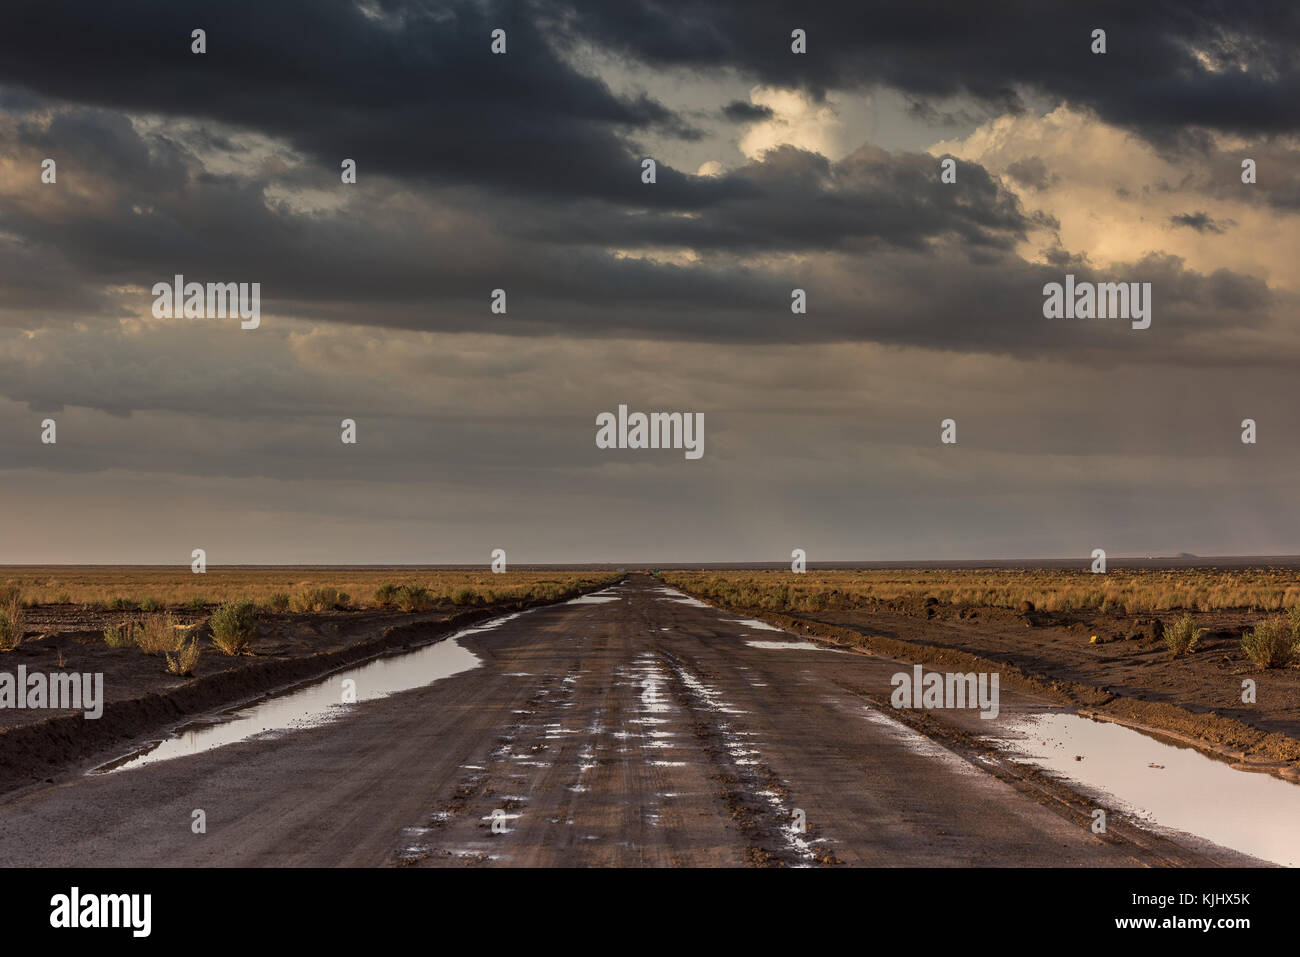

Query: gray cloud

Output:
[1169, 210, 1235, 233]
[1005, 156, 1057, 191]
[721, 100, 773, 121]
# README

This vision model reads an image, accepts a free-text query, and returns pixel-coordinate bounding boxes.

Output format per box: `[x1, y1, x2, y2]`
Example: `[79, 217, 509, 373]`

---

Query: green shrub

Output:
[103, 623, 135, 648]
[394, 585, 433, 612]
[265, 592, 291, 613]
[210, 601, 258, 656]
[139, 597, 161, 613]
[1164, 613, 1202, 656]
[451, 586, 478, 606]
[374, 583, 399, 607]
[106, 596, 134, 612]
[1242, 617, 1298, 669]
[186, 597, 207, 613]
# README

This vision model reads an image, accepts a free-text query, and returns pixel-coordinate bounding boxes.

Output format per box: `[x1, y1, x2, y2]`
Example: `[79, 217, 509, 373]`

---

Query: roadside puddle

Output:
[989, 711, 1300, 866]
[725, 617, 786, 632]
[569, 589, 622, 604]
[90, 616, 519, 774]
[744, 639, 847, 652]
[651, 587, 711, 608]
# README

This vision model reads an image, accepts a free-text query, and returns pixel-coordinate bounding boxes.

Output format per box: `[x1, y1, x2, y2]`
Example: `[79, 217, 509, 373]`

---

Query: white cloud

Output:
[738, 86, 848, 161]
[930, 105, 1300, 290]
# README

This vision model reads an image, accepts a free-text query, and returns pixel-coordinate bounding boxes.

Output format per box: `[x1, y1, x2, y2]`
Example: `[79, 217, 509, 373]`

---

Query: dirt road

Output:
[0, 575, 1258, 866]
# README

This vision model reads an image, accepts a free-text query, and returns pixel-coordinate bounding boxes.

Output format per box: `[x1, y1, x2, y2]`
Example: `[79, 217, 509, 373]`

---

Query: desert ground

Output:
[661, 566, 1300, 771]
[1, 564, 1298, 866]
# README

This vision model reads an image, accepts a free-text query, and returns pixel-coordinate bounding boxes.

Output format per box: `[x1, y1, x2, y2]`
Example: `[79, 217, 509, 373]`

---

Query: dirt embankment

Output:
[662, 580, 1300, 781]
[0, 581, 618, 795]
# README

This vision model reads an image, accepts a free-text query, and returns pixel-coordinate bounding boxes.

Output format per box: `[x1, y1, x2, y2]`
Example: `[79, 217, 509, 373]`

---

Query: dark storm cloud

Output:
[1169, 210, 1234, 233]
[786, 248, 1286, 366]
[552, 0, 1300, 143]
[721, 100, 773, 121]
[1187, 143, 1300, 214]
[0, 0, 1289, 363]
[0, 96, 1288, 366]
[514, 145, 1043, 254]
[3, 0, 1292, 214]
[0, 104, 1039, 325]
[0, 0, 720, 207]
[0, 234, 114, 319]
[903, 98, 994, 128]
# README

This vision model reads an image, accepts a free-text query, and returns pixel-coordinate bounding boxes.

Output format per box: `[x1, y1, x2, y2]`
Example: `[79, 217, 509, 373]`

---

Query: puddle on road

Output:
[651, 587, 711, 608]
[91, 615, 522, 774]
[991, 711, 1300, 866]
[726, 617, 785, 632]
[569, 589, 622, 604]
[744, 639, 848, 653]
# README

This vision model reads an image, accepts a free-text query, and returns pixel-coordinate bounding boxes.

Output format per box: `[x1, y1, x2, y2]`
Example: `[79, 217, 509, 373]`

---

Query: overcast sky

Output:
[1, 0, 1298, 563]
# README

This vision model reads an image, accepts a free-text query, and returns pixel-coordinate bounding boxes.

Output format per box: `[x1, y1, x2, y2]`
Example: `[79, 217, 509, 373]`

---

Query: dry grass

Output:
[660, 567, 1300, 616]
[135, 613, 184, 654]
[0, 591, 26, 652]
[1, 568, 618, 610]
[394, 585, 434, 612]
[289, 586, 348, 613]
[165, 636, 202, 676]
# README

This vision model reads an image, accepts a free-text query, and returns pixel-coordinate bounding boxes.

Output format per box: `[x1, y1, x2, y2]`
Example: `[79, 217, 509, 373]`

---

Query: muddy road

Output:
[0, 576, 1263, 866]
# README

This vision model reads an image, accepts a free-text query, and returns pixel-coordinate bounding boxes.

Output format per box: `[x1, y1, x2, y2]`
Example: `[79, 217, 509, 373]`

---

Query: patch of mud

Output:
[660, 650, 840, 867]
